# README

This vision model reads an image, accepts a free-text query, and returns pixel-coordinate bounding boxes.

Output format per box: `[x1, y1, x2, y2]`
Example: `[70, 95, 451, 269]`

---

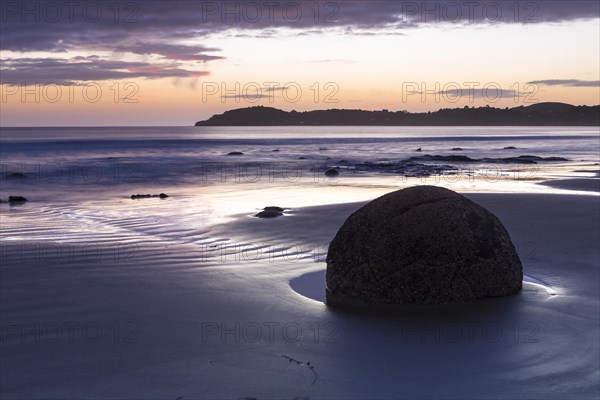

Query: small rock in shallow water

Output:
[8, 196, 28, 203]
[325, 168, 339, 177]
[5, 172, 26, 180]
[451, 148, 464, 151]
[255, 210, 283, 218]
[131, 193, 169, 199]
[409, 155, 477, 163]
[503, 146, 517, 150]
[415, 148, 422, 152]
[408, 154, 568, 164]
[226, 151, 244, 156]
[263, 206, 285, 213]
[482, 155, 568, 164]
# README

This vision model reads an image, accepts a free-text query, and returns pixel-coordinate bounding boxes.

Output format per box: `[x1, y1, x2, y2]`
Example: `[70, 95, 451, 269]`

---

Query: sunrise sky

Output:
[1, 0, 599, 126]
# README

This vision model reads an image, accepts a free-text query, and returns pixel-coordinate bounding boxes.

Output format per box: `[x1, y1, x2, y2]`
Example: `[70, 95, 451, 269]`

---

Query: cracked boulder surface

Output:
[326, 186, 523, 305]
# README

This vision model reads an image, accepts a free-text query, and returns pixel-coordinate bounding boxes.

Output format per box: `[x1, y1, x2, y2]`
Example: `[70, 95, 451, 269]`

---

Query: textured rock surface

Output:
[131, 193, 168, 199]
[8, 196, 28, 203]
[255, 207, 285, 218]
[5, 172, 26, 180]
[263, 206, 285, 213]
[326, 186, 522, 305]
[255, 210, 283, 218]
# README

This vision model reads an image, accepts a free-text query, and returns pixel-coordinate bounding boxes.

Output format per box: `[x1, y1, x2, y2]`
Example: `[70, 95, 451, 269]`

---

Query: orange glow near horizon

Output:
[1, 20, 599, 126]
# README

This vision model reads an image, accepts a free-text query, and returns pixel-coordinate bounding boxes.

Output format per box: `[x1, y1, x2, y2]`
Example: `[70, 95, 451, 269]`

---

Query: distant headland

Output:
[195, 103, 600, 126]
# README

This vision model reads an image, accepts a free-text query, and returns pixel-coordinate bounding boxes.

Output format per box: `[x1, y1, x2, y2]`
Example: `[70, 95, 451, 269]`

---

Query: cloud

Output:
[221, 94, 270, 100]
[0, 57, 209, 85]
[263, 86, 290, 92]
[308, 59, 355, 64]
[425, 88, 530, 99]
[527, 79, 600, 87]
[1, 1, 598, 53]
[116, 43, 224, 62]
[0, 1, 597, 83]
[400, 86, 538, 104]
[333, 1, 599, 26]
[219, 85, 291, 100]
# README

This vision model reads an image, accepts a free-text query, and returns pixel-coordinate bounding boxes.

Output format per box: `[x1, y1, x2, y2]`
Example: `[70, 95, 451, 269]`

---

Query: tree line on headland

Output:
[195, 103, 600, 126]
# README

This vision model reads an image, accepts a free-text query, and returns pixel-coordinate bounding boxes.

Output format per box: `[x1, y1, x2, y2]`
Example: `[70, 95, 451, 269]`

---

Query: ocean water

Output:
[0, 125, 596, 234]
[1, 126, 599, 398]
[1, 125, 598, 245]
[1, 126, 598, 192]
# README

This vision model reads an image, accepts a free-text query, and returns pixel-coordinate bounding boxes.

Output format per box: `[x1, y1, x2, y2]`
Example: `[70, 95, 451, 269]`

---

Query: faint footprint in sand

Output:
[282, 354, 318, 385]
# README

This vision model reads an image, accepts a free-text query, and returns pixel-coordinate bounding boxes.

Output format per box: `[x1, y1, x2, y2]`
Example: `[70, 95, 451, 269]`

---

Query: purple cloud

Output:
[0, 1, 598, 83]
[527, 79, 600, 88]
[0, 57, 209, 85]
[115, 43, 224, 62]
[2, 1, 598, 53]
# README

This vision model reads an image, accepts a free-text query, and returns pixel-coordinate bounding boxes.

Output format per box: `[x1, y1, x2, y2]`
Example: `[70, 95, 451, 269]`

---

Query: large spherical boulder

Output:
[326, 186, 522, 305]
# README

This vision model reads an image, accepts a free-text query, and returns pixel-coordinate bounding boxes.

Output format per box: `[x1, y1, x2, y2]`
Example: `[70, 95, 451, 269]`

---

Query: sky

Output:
[1, 0, 599, 126]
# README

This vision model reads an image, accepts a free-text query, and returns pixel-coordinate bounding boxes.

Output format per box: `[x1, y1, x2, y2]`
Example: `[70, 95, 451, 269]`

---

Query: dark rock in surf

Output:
[408, 154, 568, 164]
[226, 152, 244, 156]
[482, 155, 569, 164]
[8, 196, 28, 203]
[131, 193, 169, 199]
[263, 206, 285, 213]
[5, 172, 26, 180]
[503, 146, 517, 150]
[325, 168, 339, 177]
[409, 155, 478, 163]
[326, 186, 523, 306]
[256, 210, 283, 218]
